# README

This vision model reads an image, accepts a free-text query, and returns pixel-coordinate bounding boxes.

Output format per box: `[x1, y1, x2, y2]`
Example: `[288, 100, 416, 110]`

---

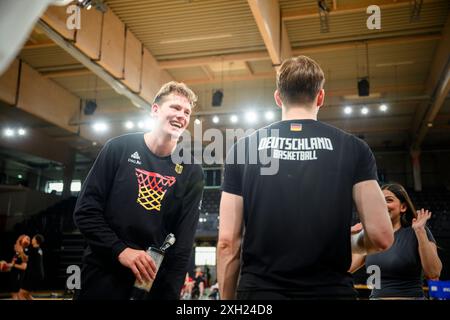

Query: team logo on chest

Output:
[128, 151, 142, 165]
[135, 168, 176, 212]
[175, 163, 183, 174]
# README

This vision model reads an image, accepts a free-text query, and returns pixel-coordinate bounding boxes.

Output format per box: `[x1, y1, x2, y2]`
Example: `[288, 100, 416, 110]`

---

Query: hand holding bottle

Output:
[129, 233, 176, 300]
[118, 248, 157, 283]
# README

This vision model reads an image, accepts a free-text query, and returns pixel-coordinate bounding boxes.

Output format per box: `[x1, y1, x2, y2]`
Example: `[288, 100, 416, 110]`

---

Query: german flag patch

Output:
[290, 123, 302, 132]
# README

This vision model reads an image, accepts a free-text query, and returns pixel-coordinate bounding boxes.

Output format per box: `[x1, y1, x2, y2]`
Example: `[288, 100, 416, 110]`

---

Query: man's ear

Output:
[316, 89, 325, 108]
[274, 90, 283, 109]
[151, 103, 159, 115]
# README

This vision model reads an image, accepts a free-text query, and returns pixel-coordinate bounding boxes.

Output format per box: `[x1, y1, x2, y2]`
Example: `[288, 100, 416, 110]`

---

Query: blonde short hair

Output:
[153, 81, 197, 108]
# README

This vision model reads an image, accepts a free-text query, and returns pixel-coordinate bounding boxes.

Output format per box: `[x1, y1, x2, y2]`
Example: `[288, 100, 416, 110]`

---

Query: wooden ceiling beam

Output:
[247, 0, 292, 68]
[411, 12, 450, 149]
[23, 42, 58, 50]
[159, 34, 439, 69]
[41, 68, 91, 78]
[159, 51, 269, 69]
[282, 0, 437, 21]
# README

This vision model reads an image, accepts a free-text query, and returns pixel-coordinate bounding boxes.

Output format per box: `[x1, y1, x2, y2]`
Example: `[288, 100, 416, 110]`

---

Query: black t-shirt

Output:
[223, 119, 377, 297]
[21, 247, 44, 290]
[366, 226, 436, 298]
[74, 133, 204, 299]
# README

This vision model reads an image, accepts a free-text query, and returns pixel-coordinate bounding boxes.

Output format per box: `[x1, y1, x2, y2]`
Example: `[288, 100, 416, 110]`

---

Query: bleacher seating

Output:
[195, 189, 221, 238]
[200, 189, 221, 215]
[409, 188, 450, 238]
[56, 232, 85, 288]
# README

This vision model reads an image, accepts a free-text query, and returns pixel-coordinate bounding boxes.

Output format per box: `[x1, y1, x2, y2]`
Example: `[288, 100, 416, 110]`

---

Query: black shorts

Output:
[21, 274, 43, 291]
[73, 262, 134, 300]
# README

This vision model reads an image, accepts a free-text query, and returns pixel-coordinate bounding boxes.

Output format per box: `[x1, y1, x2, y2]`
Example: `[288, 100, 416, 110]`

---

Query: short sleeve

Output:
[222, 142, 243, 196]
[353, 137, 378, 184]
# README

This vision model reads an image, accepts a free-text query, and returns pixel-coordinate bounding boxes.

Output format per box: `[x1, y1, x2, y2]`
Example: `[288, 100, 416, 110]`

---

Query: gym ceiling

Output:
[0, 0, 449, 165]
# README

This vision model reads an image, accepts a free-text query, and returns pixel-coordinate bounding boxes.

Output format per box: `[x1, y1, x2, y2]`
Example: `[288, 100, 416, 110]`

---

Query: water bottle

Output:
[130, 233, 176, 300]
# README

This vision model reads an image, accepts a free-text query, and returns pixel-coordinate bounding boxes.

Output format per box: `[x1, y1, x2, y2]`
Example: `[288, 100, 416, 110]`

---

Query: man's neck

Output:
[282, 105, 317, 121]
[144, 131, 177, 157]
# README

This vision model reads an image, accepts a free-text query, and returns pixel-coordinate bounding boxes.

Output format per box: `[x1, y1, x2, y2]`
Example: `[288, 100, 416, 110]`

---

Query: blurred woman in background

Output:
[350, 183, 442, 299]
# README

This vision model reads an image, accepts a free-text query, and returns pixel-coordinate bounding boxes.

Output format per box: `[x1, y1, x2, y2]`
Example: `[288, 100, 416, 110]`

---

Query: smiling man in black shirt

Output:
[74, 82, 204, 300]
[217, 56, 394, 300]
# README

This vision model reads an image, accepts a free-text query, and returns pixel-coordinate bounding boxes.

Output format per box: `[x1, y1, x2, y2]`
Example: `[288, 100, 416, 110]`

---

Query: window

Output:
[71, 181, 81, 192]
[46, 181, 63, 193]
[204, 169, 222, 187]
[45, 180, 82, 194]
[195, 246, 216, 266]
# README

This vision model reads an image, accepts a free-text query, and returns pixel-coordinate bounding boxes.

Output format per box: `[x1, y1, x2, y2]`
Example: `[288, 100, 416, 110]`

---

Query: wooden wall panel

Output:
[0, 59, 20, 105]
[17, 62, 80, 133]
[140, 48, 173, 104]
[41, 6, 75, 40]
[74, 8, 102, 60]
[122, 30, 142, 93]
[98, 9, 125, 79]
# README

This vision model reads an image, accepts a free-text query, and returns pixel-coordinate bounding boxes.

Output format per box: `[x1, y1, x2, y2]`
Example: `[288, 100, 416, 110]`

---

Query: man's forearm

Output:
[351, 231, 384, 255]
[217, 241, 241, 300]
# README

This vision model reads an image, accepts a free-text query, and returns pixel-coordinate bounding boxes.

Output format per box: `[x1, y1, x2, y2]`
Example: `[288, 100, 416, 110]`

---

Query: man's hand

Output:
[118, 248, 157, 283]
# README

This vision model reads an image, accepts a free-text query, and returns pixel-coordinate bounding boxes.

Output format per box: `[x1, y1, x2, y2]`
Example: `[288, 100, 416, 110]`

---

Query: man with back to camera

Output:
[217, 56, 394, 299]
[73, 81, 204, 300]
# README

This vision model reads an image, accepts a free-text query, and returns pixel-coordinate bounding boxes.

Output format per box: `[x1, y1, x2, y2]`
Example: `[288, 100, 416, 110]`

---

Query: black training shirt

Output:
[223, 119, 377, 297]
[74, 133, 204, 299]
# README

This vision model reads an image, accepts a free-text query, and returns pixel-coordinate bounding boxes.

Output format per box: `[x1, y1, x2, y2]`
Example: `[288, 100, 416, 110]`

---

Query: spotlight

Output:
[230, 115, 238, 124]
[77, 0, 107, 13]
[78, 0, 92, 9]
[317, 0, 329, 12]
[265, 111, 274, 121]
[379, 104, 388, 112]
[245, 111, 258, 124]
[344, 106, 353, 115]
[17, 128, 26, 136]
[92, 122, 108, 132]
[361, 107, 369, 115]
[3, 128, 14, 137]
[212, 116, 220, 124]
[124, 121, 134, 130]
[194, 118, 201, 125]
